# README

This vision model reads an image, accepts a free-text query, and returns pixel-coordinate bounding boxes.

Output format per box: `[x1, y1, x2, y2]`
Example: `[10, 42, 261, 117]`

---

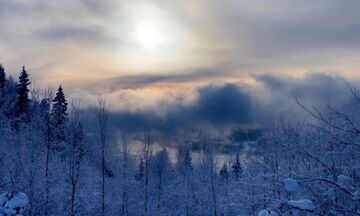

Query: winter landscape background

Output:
[1, 1, 360, 215]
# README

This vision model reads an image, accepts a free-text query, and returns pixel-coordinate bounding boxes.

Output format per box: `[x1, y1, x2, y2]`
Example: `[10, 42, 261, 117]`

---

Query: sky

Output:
[1, 0, 360, 132]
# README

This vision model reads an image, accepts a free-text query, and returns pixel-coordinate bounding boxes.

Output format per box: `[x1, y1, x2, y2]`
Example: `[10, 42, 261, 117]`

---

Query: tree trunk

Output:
[121, 133, 128, 216]
[102, 146, 105, 216]
[44, 140, 50, 216]
[210, 163, 217, 216]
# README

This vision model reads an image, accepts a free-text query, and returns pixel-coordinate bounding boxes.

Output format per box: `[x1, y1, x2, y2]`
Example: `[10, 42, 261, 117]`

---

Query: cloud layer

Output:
[1, 0, 360, 135]
[81, 73, 356, 134]
[86, 83, 253, 134]
[2, 0, 360, 86]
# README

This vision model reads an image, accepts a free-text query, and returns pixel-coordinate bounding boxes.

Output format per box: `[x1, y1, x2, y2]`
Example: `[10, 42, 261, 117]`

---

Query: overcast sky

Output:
[1, 0, 359, 130]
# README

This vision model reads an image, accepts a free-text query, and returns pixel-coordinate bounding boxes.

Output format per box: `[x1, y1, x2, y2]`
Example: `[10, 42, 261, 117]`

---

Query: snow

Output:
[258, 209, 278, 216]
[0, 192, 28, 216]
[0, 207, 16, 215]
[4, 192, 28, 209]
[283, 178, 299, 192]
[0, 193, 8, 206]
[353, 190, 360, 200]
[337, 175, 352, 188]
[288, 199, 315, 210]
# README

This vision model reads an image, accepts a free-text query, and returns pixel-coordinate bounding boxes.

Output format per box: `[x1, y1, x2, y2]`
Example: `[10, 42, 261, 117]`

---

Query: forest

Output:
[0, 64, 359, 216]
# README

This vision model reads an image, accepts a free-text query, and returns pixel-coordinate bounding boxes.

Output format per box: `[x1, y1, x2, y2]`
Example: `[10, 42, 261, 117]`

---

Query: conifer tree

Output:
[16, 66, 30, 116]
[0, 64, 6, 89]
[0, 64, 7, 110]
[51, 85, 68, 143]
[231, 153, 243, 179]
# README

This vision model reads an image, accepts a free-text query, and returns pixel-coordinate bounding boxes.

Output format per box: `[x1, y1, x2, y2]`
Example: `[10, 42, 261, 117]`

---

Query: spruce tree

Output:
[16, 66, 30, 116]
[0, 64, 6, 89]
[51, 85, 68, 143]
[231, 153, 243, 179]
[0, 64, 6, 110]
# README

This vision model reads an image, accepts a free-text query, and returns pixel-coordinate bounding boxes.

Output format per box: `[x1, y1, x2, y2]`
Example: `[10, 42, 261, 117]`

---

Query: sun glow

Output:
[135, 21, 165, 49]
[110, 3, 194, 71]
[127, 3, 181, 54]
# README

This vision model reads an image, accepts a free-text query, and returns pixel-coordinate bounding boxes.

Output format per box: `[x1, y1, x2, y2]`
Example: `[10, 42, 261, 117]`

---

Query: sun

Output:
[112, 3, 188, 67]
[135, 21, 165, 49]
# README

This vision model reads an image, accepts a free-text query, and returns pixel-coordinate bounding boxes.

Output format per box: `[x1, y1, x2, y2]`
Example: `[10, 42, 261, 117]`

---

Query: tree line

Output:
[0, 64, 359, 215]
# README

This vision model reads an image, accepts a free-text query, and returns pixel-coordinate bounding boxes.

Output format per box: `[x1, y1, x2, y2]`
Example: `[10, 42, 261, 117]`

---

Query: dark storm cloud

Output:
[84, 83, 253, 133]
